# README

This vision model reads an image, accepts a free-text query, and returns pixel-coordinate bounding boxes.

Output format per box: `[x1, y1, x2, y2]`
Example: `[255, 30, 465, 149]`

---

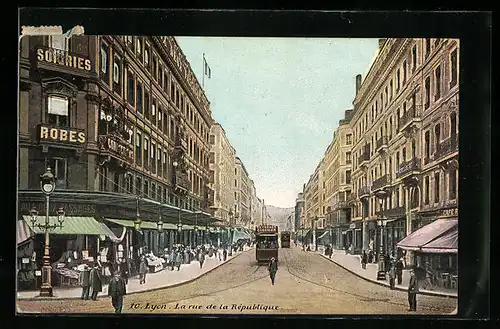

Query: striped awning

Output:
[317, 231, 330, 239]
[23, 216, 117, 238]
[17, 219, 33, 244]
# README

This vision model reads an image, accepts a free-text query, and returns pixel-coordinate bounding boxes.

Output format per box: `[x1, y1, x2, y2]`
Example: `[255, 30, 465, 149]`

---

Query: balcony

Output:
[175, 134, 188, 151]
[372, 174, 391, 191]
[376, 206, 405, 218]
[435, 134, 459, 161]
[398, 105, 420, 133]
[174, 171, 190, 193]
[358, 186, 371, 199]
[397, 158, 421, 179]
[376, 136, 389, 153]
[358, 152, 370, 167]
[347, 194, 357, 205]
[334, 200, 350, 210]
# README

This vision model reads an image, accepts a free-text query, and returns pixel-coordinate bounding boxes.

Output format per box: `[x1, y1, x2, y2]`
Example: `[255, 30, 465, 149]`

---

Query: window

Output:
[136, 132, 142, 166]
[396, 69, 400, 91]
[151, 182, 156, 200]
[136, 38, 142, 55]
[113, 57, 121, 93]
[346, 170, 351, 184]
[403, 60, 407, 84]
[411, 139, 416, 159]
[153, 56, 157, 79]
[346, 151, 351, 164]
[126, 174, 133, 194]
[412, 44, 417, 72]
[113, 172, 119, 193]
[127, 71, 135, 106]
[425, 38, 431, 58]
[144, 47, 150, 67]
[126, 36, 133, 49]
[144, 137, 149, 170]
[157, 147, 161, 176]
[99, 166, 108, 192]
[425, 76, 431, 109]
[144, 180, 149, 198]
[47, 96, 69, 126]
[346, 133, 352, 145]
[435, 66, 441, 100]
[144, 91, 150, 120]
[384, 86, 388, 105]
[136, 82, 143, 114]
[435, 124, 441, 152]
[135, 177, 142, 195]
[170, 119, 175, 140]
[151, 142, 156, 174]
[46, 158, 68, 190]
[49, 35, 67, 51]
[389, 79, 393, 100]
[425, 131, 430, 160]
[450, 49, 458, 88]
[449, 169, 457, 200]
[434, 172, 440, 203]
[100, 44, 108, 74]
[163, 150, 168, 179]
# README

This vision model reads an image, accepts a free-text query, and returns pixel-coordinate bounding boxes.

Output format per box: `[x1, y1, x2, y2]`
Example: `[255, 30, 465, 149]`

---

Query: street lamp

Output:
[134, 196, 141, 231]
[375, 190, 388, 280]
[313, 216, 319, 251]
[35, 167, 64, 297]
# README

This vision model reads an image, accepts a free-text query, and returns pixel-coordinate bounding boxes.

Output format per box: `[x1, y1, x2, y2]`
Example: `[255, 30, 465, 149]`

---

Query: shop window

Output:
[47, 95, 69, 126]
[46, 158, 68, 190]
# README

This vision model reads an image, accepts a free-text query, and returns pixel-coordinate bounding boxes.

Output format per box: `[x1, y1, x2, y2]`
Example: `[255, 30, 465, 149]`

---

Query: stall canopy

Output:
[397, 218, 458, 253]
[23, 215, 117, 239]
[17, 219, 33, 245]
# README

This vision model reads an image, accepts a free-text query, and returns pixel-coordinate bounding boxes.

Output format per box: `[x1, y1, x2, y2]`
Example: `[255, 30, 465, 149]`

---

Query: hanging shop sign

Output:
[98, 134, 134, 164]
[38, 124, 86, 145]
[37, 47, 92, 71]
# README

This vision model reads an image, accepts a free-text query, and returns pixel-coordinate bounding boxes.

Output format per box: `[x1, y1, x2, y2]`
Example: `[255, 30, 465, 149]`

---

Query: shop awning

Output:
[104, 218, 177, 230]
[17, 219, 33, 244]
[317, 231, 330, 240]
[296, 229, 311, 237]
[23, 216, 117, 238]
[397, 218, 458, 253]
[420, 226, 458, 253]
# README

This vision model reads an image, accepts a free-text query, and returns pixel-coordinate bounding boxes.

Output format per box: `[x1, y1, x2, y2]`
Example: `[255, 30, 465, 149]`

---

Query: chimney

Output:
[355, 74, 362, 95]
[379, 38, 386, 49]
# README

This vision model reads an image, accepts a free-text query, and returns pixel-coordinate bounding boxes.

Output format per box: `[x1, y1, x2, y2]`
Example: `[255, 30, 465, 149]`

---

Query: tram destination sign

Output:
[256, 224, 278, 233]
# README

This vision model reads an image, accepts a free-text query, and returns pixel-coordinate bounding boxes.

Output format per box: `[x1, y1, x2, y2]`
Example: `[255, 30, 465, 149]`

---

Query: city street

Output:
[17, 247, 457, 315]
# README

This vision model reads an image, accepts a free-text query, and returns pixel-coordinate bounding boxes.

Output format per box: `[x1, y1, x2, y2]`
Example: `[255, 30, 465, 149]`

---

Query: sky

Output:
[176, 37, 379, 208]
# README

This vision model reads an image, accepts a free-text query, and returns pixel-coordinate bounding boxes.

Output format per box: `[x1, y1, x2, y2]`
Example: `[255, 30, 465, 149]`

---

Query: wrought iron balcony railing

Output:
[435, 134, 459, 160]
[398, 106, 417, 130]
[358, 185, 371, 198]
[358, 152, 370, 166]
[396, 158, 421, 178]
[372, 174, 391, 191]
[376, 136, 389, 151]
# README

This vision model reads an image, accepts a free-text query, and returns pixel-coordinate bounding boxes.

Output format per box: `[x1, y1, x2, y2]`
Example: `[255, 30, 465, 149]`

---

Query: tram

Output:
[280, 231, 291, 248]
[255, 224, 279, 263]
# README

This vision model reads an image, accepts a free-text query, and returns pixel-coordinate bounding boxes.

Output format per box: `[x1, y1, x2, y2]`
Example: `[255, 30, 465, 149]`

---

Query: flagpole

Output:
[202, 53, 205, 88]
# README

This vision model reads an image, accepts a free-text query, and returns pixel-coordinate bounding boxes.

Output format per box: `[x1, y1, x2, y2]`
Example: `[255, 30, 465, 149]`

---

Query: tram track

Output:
[280, 249, 446, 312]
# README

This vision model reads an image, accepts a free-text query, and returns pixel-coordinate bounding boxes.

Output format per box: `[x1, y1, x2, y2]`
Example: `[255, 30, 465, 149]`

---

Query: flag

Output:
[204, 57, 211, 79]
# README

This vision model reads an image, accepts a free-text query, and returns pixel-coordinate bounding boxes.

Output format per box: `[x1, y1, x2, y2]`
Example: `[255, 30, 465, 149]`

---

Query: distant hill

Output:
[266, 205, 295, 232]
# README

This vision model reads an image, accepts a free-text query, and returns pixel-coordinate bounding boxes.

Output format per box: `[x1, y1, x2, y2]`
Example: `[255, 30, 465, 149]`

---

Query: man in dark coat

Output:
[223, 248, 227, 261]
[108, 270, 127, 314]
[78, 265, 91, 300]
[408, 268, 419, 312]
[139, 256, 148, 284]
[89, 264, 103, 301]
[361, 250, 368, 269]
[395, 258, 404, 285]
[199, 251, 206, 269]
[268, 257, 278, 285]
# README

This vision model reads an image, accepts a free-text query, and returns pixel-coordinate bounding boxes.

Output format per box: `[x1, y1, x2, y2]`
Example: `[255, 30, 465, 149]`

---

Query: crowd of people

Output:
[78, 241, 251, 313]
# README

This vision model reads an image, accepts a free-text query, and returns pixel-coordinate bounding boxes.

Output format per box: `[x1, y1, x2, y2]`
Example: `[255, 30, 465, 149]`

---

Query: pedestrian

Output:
[199, 251, 205, 269]
[89, 264, 103, 300]
[384, 253, 391, 273]
[120, 260, 129, 285]
[268, 257, 278, 285]
[78, 264, 91, 300]
[407, 268, 419, 312]
[108, 270, 127, 314]
[223, 248, 227, 261]
[139, 256, 148, 284]
[170, 249, 176, 271]
[175, 251, 183, 271]
[395, 258, 404, 285]
[388, 263, 396, 290]
[361, 250, 368, 270]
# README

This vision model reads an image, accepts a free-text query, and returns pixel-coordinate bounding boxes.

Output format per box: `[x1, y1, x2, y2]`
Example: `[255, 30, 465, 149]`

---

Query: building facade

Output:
[350, 38, 459, 260]
[209, 123, 236, 222]
[18, 35, 220, 280]
[323, 111, 354, 250]
[234, 157, 251, 227]
[294, 192, 305, 232]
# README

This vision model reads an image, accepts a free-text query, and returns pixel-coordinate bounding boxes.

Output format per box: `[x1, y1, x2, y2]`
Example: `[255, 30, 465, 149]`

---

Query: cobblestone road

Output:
[17, 248, 457, 315]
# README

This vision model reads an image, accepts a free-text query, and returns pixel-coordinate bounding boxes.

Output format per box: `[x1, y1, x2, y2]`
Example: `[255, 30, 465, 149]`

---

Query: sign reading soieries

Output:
[38, 124, 86, 145]
[37, 47, 92, 71]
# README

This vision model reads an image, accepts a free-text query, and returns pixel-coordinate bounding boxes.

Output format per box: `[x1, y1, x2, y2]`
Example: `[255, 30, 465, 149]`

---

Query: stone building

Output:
[350, 38, 459, 261]
[209, 122, 237, 222]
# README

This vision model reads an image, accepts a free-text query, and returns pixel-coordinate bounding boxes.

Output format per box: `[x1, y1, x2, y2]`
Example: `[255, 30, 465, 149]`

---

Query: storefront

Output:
[397, 215, 458, 290]
[346, 221, 362, 254]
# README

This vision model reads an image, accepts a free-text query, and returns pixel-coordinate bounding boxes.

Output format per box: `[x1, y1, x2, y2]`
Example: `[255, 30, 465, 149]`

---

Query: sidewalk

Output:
[317, 248, 457, 299]
[18, 246, 253, 300]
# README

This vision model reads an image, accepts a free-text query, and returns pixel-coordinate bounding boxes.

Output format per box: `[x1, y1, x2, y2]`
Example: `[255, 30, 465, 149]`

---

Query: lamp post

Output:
[172, 161, 183, 246]
[313, 216, 318, 252]
[193, 211, 199, 248]
[375, 190, 388, 280]
[157, 205, 163, 253]
[33, 167, 66, 297]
